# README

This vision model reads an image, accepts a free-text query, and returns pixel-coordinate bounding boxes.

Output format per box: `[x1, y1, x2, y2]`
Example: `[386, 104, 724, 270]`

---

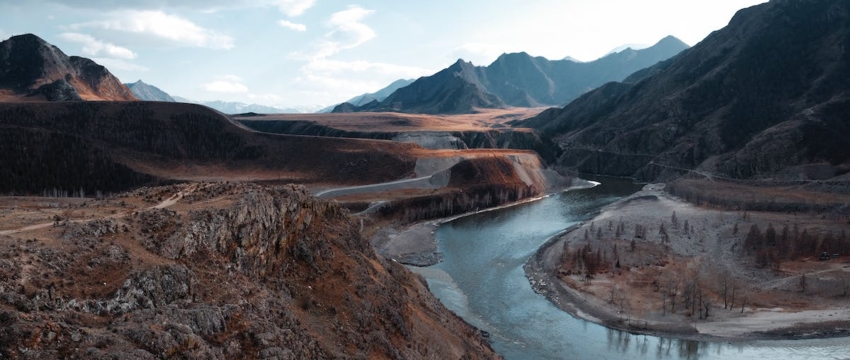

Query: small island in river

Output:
[526, 178, 850, 341]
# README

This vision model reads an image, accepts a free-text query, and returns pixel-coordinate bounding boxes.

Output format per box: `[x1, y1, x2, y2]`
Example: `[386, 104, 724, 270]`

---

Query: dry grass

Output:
[233, 107, 546, 132]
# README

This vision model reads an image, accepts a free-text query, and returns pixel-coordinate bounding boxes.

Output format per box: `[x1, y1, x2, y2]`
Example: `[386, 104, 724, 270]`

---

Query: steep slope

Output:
[0, 34, 136, 101]
[0, 101, 419, 195]
[0, 183, 498, 359]
[336, 36, 688, 114]
[126, 80, 176, 102]
[523, 0, 850, 181]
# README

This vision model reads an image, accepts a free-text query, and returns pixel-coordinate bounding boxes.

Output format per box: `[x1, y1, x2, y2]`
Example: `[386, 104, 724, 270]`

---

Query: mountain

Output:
[347, 78, 415, 106]
[335, 36, 689, 114]
[523, 0, 850, 182]
[0, 34, 136, 101]
[125, 80, 175, 102]
[319, 79, 415, 113]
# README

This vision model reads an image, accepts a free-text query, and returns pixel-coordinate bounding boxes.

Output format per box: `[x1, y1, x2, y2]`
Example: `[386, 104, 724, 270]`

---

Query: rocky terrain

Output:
[522, 0, 850, 182]
[0, 183, 499, 359]
[0, 34, 136, 101]
[334, 36, 688, 114]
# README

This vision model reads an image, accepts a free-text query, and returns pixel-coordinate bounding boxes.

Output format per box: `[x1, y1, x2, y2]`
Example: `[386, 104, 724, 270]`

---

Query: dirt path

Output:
[0, 184, 197, 237]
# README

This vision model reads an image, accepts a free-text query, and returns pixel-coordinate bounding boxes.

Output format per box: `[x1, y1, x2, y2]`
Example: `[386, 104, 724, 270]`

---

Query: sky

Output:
[0, 0, 767, 109]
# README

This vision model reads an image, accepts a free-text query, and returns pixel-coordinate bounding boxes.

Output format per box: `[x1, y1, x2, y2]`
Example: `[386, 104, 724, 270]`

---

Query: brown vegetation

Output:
[0, 183, 499, 359]
[541, 184, 850, 339]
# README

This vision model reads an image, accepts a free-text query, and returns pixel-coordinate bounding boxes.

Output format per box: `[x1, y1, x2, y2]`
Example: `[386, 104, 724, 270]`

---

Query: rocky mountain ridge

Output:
[334, 36, 689, 114]
[522, 0, 850, 182]
[0, 34, 136, 101]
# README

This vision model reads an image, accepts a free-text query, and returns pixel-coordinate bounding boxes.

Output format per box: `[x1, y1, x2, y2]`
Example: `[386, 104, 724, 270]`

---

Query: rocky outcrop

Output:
[28, 79, 82, 101]
[0, 183, 499, 359]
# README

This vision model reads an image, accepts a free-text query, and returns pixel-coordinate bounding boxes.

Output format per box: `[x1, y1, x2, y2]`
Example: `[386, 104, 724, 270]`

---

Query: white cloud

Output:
[278, 20, 306, 32]
[91, 57, 150, 72]
[274, 0, 315, 17]
[69, 10, 234, 49]
[289, 5, 375, 60]
[203, 75, 249, 93]
[325, 6, 375, 50]
[59, 32, 137, 59]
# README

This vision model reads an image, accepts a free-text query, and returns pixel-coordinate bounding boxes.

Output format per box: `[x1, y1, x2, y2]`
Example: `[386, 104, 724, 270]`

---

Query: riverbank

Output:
[525, 184, 850, 341]
[368, 179, 598, 267]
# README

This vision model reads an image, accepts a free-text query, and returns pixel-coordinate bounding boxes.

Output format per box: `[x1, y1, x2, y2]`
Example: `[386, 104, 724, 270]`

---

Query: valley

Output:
[1, 0, 849, 358]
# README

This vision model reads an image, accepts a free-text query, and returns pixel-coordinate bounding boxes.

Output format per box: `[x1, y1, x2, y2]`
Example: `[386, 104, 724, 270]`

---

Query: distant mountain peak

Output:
[125, 80, 175, 102]
[336, 35, 689, 114]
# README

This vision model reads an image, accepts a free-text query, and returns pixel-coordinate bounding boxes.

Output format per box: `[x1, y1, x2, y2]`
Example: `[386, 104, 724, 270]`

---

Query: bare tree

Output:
[718, 269, 731, 309]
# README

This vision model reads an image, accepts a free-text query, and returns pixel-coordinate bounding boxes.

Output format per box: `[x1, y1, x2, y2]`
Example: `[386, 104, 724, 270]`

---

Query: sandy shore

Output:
[524, 185, 850, 341]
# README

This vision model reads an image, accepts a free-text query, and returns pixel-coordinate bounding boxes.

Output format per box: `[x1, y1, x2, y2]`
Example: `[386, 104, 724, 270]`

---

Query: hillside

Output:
[0, 101, 420, 195]
[126, 80, 176, 102]
[0, 182, 498, 359]
[0, 34, 136, 101]
[523, 0, 850, 182]
[335, 36, 688, 114]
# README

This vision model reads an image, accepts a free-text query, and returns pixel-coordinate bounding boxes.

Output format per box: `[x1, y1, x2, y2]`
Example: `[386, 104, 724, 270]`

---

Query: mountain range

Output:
[334, 36, 689, 114]
[522, 0, 850, 182]
[0, 34, 136, 101]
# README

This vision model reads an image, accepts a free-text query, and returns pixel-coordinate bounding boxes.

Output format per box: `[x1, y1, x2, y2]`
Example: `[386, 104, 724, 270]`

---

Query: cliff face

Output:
[0, 183, 498, 359]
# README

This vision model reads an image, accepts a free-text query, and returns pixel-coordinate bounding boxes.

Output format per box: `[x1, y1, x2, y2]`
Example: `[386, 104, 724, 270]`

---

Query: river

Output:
[409, 178, 849, 359]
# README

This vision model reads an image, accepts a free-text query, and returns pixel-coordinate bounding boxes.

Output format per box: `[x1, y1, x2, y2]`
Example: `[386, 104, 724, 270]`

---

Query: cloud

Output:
[289, 5, 375, 60]
[278, 20, 307, 32]
[203, 75, 249, 93]
[274, 0, 315, 17]
[41, 0, 315, 16]
[59, 32, 137, 59]
[91, 57, 150, 72]
[325, 6, 375, 50]
[69, 10, 234, 49]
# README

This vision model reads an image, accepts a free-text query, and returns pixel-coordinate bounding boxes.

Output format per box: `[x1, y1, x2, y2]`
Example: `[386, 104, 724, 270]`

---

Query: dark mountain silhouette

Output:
[126, 80, 175, 102]
[335, 36, 688, 114]
[0, 101, 420, 195]
[0, 34, 136, 101]
[523, 0, 850, 182]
